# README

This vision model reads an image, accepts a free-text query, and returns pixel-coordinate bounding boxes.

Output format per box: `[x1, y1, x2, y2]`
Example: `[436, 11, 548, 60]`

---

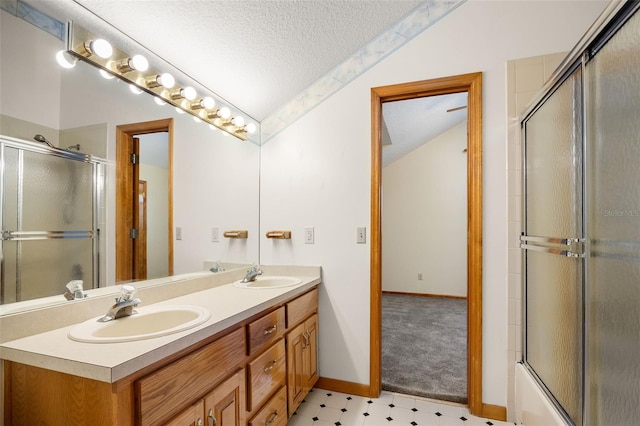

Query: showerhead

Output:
[33, 134, 55, 148]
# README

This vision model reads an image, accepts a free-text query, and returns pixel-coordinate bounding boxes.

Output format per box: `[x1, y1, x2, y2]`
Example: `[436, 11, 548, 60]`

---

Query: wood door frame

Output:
[116, 118, 174, 282]
[370, 73, 484, 415]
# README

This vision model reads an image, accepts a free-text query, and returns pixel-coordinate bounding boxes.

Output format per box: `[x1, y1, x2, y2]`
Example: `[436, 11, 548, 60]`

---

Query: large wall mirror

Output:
[0, 1, 260, 313]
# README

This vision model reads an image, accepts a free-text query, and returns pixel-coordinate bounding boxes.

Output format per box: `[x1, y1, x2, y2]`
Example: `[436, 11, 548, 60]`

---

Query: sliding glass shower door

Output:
[584, 7, 640, 425]
[521, 3, 640, 425]
[522, 67, 584, 426]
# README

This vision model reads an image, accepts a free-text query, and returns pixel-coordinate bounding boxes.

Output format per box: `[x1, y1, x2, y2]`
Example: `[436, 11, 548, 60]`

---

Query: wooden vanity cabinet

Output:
[3, 286, 319, 426]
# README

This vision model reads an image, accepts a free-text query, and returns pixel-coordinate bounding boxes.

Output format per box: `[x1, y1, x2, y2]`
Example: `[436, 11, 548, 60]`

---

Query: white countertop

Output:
[0, 275, 320, 383]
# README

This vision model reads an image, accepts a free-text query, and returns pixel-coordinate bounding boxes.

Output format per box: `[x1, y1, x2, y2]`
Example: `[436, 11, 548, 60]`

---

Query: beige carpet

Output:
[381, 293, 467, 403]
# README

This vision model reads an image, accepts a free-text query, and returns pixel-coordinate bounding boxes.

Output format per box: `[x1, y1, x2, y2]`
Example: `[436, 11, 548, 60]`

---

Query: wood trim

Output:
[315, 377, 372, 398]
[370, 72, 483, 415]
[116, 118, 174, 283]
[382, 291, 467, 300]
[482, 403, 507, 421]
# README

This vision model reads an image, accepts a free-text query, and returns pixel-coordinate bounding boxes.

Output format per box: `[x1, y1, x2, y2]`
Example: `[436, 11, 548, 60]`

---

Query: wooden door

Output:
[304, 314, 319, 391]
[204, 370, 245, 426]
[286, 322, 306, 416]
[164, 399, 204, 426]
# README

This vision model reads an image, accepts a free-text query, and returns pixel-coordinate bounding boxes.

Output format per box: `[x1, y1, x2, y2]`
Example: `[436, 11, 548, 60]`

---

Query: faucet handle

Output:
[119, 285, 136, 301]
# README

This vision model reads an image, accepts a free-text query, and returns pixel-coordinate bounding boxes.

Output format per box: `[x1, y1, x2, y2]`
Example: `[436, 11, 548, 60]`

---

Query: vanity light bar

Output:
[64, 22, 256, 141]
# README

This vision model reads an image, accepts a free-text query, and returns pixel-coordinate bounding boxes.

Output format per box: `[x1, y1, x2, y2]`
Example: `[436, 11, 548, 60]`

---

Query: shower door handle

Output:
[520, 234, 585, 258]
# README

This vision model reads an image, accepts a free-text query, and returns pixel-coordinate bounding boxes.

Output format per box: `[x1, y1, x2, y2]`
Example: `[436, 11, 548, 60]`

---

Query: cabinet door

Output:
[165, 399, 205, 426]
[304, 314, 319, 391]
[204, 369, 246, 426]
[286, 322, 306, 416]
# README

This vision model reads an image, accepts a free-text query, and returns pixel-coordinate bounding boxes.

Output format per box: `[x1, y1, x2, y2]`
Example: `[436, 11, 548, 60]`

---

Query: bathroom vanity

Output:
[1, 267, 320, 425]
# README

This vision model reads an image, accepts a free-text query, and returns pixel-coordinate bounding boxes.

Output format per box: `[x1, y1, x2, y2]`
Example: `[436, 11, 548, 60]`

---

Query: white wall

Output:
[259, 0, 607, 407]
[382, 121, 467, 297]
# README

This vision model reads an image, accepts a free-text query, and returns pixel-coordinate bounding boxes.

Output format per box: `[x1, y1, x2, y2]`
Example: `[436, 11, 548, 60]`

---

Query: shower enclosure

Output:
[520, 2, 639, 425]
[0, 135, 104, 304]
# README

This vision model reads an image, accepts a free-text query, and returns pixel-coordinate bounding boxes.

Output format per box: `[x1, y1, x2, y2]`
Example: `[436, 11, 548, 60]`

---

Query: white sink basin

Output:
[233, 276, 302, 289]
[68, 305, 210, 343]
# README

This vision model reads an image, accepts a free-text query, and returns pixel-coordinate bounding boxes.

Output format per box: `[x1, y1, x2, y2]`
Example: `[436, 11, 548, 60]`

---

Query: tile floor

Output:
[288, 389, 514, 426]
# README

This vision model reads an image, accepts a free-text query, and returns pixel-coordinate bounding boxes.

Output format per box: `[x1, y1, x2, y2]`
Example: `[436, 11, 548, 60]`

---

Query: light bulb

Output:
[175, 107, 185, 114]
[202, 97, 215, 109]
[55, 50, 76, 69]
[191, 96, 216, 110]
[219, 107, 231, 119]
[158, 73, 175, 88]
[99, 69, 114, 79]
[146, 72, 175, 89]
[183, 86, 197, 101]
[209, 124, 216, 130]
[193, 116, 202, 123]
[131, 55, 149, 71]
[129, 84, 143, 94]
[154, 97, 166, 106]
[86, 39, 112, 59]
[231, 116, 245, 127]
[245, 123, 257, 134]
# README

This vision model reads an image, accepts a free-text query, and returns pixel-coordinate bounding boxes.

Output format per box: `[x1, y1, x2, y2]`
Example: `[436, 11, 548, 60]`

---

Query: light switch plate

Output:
[304, 226, 314, 244]
[176, 227, 182, 240]
[357, 227, 366, 244]
[211, 227, 219, 242]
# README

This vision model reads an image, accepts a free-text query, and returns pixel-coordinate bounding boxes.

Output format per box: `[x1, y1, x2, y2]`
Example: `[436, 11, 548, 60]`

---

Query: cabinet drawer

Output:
[286, 288, 318, 328]
[247, 339, 286, 411]
[247, 307, 285, 355]
[137, 327, 246, 425]
[249, 386, 287, 426]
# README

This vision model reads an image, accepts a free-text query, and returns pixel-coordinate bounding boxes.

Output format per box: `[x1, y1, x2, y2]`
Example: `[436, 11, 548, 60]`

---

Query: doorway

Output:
[380, 92, 469, 403]
[370, 73, 485, 416]
[116, 118, 174, 283]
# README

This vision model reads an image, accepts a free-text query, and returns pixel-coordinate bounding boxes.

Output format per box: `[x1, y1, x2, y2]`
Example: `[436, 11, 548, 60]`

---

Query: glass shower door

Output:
[521, 67, 584, 425]
[584, 7, 640, 425]
[1, 144, 96, 303]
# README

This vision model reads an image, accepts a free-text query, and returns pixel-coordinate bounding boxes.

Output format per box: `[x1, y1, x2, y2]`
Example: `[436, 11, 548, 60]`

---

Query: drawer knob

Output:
[265, 410, 279, 426]
[263, 359, 277, 372]
[263, 324, 277, 335]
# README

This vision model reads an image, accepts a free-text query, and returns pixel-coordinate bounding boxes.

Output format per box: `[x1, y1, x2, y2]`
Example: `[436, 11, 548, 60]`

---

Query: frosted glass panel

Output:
[525, 69, 582, 238]
[585, 9, 640, 426]
[20, 150, 93, 231]
[2, 239, 93, 303]
[524, 68, 583, 425]
[526, 251, 582, 423]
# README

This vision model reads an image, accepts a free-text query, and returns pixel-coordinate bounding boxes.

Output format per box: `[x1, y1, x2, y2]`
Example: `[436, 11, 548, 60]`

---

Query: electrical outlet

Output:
[418, 273, 423, 280]
[304, 226, 314, 244]
[357, 227, 366, 244]
[176, 227, 182, 240]
[211, 227, 219, 243]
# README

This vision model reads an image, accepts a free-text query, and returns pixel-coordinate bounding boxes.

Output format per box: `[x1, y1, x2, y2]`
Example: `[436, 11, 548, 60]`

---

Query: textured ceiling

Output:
[71, 0, 426, 121]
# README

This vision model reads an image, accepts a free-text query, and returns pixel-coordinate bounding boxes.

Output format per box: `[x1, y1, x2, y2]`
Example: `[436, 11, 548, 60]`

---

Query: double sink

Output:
[68, 276, 302, 343]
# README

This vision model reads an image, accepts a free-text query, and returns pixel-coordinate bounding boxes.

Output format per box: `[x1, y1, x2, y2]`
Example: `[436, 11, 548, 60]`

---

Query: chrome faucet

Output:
[98, 285, 141, 322]
[241, 265, 263, 283]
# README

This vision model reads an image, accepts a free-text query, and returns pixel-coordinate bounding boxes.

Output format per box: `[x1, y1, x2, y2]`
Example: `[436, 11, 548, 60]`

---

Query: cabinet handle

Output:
[303, 331, 310, 349]
[208, 409, 217, 426]
[265, 410, 279, 426]
[197, 418, 203, 426]
[263, 359, 277, 372]
[263, 324, 277, 335]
